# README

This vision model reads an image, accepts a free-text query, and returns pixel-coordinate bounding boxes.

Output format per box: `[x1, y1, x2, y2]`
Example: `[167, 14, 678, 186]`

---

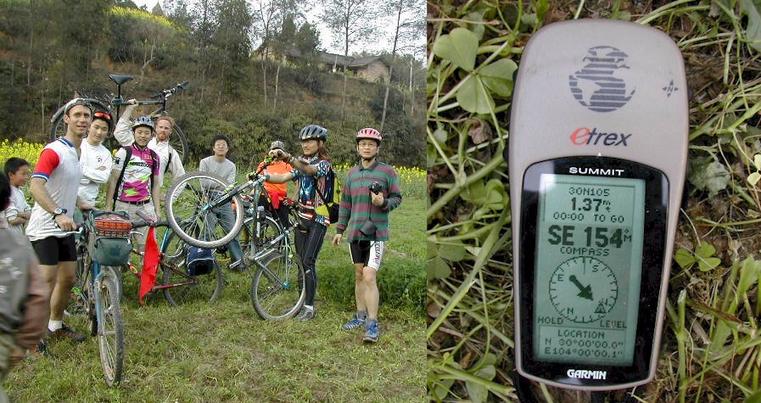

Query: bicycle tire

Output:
[250, 246, 305, 320]
[170, 123, 189, 164]
[240, 213, 286, 264]
[49, 98, 109, 142]
[161, 227, 223, 305]
[95, 266, 124, 387]
[165, 171, 245, 249]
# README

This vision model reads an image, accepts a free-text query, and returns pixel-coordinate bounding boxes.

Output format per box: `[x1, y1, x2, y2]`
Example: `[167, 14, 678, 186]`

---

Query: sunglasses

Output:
[94, 111, 112, 121]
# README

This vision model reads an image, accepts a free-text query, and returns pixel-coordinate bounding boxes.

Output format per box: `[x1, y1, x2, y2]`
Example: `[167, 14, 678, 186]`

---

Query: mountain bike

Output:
[126, 212, 224, 306]
[49, 73, 189, 163]
[165, 168, 304, 320]
[72, 210, 132, 387]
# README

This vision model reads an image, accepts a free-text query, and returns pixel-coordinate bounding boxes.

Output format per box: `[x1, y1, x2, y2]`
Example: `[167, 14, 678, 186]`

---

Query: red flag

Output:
[139, 226, 160, 305]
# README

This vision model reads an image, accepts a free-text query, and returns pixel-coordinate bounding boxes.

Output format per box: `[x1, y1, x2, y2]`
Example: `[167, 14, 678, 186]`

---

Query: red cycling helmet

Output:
[356, 127, 382, 143]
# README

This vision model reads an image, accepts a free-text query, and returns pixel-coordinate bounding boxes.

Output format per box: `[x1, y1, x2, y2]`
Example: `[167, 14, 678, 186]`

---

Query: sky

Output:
[131, 0, 425, 60]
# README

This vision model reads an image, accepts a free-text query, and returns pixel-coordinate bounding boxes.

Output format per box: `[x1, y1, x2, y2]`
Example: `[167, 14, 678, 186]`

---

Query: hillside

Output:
[0, 2, 426, 168]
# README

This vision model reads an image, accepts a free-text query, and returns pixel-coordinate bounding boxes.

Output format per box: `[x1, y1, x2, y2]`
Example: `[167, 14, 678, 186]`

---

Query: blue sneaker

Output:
[363, 319, 379, 343]
[342, 313, 366, 330]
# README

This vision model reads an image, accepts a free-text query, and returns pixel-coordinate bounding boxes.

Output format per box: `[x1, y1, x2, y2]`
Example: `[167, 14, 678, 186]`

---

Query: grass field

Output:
[6, 175, 426, 401]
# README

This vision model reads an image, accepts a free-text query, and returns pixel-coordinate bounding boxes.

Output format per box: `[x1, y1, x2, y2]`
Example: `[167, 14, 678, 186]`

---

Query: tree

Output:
[251, 0, 300, 106]
[294, 22, 320, 62]
[321, 0, 381, 122]
[379, 0, 424, 133]
[213, 0, 253, 97]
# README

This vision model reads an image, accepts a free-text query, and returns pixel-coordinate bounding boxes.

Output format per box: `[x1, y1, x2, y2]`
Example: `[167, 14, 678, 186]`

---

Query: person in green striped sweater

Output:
[332, 128, 402, 343]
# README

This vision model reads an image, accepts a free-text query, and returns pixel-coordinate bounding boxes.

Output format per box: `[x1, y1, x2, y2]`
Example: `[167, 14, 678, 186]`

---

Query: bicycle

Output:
[49, 73, 190, 163]
[125, 212, 224, 306]
[72, 210, 132, 387]
[165, 167, 305, 320]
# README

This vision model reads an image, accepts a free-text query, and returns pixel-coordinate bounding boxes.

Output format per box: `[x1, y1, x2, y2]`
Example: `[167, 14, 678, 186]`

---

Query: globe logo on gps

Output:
[568, 46, 636, 112]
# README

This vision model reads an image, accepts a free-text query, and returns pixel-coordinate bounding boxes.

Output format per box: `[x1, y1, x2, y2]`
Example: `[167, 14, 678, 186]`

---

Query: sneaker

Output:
[363, 319, 380, 343]
[296, 306, 316, 321]
[49, 324, 86, 343]
[30, 339, 49, 357]
[342, 313, 366, 330]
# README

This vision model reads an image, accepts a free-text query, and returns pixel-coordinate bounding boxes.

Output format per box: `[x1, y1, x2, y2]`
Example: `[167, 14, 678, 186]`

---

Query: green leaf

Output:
[439, 243, 467, 262]
[674, 248, 696, 269]
[741, 0, 761, 53]
[465, 380, 489, 403]
[747, 389, 761, 403]
[432, 28, 478, 71]
[688, 159, 731, 196]
[535, 0, 549, 22]
[479, 59, 518, 98]
[748, 171, 761, 186]
[456, 75, 495, 114]
[695, 242, 716, 258]
[461, 179, 486, 202]
[431, 378, 455, 401]
[428, 256, 451, 279]
[465, 11, 486, 41]
[755, 154, 761, 170]
[432, 128, 448, 145]
[708, 320, 732, 356]
[737, 257, 761, 296]
[698, 257, 721, 272]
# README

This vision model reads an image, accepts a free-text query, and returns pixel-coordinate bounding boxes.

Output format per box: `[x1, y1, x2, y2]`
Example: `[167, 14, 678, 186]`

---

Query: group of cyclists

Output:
[0, 95, 402, 393]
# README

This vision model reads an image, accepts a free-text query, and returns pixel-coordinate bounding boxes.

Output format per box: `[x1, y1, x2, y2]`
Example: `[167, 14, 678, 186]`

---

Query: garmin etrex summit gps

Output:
[507, 20, 688, 390]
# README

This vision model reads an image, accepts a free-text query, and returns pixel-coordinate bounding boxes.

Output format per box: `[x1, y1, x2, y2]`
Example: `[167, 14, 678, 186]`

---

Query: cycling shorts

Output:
[31, 235, 76, 265]
[349, 240, 385, 271]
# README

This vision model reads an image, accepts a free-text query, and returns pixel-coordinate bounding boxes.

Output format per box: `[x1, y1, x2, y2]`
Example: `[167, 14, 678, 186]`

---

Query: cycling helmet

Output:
[269, 140, 286, 151]
[356, 127, 382, 143]
[132, 115, 155, 131]
[299, 124, 327, 141]
[63, 98, 94, 115]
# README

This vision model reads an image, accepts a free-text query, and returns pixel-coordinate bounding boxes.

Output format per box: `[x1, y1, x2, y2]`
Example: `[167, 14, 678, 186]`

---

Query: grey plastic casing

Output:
[508, 20, 688, 390]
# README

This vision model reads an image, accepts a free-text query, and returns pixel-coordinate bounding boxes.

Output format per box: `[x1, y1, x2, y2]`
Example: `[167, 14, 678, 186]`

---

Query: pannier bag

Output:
[90, 211, 133, 267]
[186, 246, 215, 276]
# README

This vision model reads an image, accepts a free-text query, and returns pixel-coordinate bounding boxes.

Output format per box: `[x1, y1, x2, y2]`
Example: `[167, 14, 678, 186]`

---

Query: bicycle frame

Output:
[125, 223, 197, 291]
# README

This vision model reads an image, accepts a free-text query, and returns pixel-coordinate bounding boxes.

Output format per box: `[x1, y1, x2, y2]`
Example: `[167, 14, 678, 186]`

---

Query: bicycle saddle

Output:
[109, 74, 133, 85]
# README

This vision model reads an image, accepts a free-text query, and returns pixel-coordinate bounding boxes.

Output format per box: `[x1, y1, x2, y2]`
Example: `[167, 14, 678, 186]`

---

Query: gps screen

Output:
[532, 174, 645, 366]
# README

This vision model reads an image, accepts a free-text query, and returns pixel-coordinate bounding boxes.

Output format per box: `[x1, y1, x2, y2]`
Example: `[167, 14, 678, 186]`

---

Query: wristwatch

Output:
[52, 207, 67, 218]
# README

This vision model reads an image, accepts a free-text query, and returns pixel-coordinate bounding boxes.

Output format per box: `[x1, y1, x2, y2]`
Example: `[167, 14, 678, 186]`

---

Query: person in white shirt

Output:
[27, 98, 93, 345]
[78, 111, 113, 208]
[3, 158, 31, 236]
[113, 100, 185, 188]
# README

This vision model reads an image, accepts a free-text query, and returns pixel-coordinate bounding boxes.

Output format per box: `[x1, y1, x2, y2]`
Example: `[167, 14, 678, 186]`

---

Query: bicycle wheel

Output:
[250, 246, 304, 320]
[170, 124, 189, 164]
[94, 266, 124, 386]
[161, 228, 223, 305]
[240, 213, 286, 264]
[165, 171, 245, 249]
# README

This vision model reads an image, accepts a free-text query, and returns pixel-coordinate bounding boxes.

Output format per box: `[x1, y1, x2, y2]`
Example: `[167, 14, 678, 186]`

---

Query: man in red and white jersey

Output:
[27, 98, 94, 345]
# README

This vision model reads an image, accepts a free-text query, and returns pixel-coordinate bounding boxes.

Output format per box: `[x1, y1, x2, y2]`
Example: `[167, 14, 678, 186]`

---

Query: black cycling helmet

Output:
[299, 124, 327, 141]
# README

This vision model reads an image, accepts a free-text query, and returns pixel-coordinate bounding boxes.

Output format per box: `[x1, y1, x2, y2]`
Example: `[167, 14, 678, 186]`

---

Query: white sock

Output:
[304, 305, 314, 311]
[48, 320, 63, 332]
